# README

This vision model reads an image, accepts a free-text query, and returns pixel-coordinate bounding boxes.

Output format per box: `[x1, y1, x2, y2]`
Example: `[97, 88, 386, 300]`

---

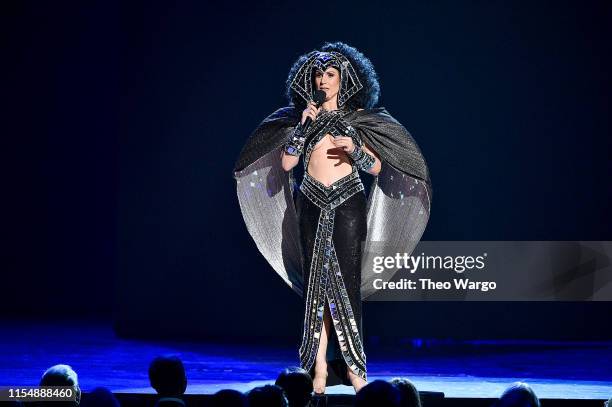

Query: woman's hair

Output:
[285, 41, 380, 111]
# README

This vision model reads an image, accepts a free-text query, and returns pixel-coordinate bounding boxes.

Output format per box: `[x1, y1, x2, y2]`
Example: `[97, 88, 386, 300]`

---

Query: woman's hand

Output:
[331, 136, 355, 154]
[301, 101, 321, 125]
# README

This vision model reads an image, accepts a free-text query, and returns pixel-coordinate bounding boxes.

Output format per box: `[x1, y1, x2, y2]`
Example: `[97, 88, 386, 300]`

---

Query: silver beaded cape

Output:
[233, 105, 432, 297]
[233, 98, 431, 383]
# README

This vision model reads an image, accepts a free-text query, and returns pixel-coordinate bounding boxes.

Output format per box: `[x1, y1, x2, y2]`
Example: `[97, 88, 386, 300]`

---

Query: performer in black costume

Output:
[233, 42, 432, 394]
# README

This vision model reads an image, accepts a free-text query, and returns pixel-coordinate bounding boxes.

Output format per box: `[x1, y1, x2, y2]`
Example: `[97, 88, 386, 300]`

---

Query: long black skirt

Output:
[295, 173, 368, 386]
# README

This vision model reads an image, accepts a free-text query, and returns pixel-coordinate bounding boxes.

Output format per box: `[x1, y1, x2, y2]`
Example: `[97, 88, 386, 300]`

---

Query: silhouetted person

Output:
[355, 380, 401, 407]
[81, 387, 120, 407]
[275, 367, 313, 407]
[210, 389, 247, 407]
[247, 385, 288, 407]
[390, 378, 421, 407]
[148, 355, 187, 407]
[493, 382, 540, 407]
[39, 364, 82, 407]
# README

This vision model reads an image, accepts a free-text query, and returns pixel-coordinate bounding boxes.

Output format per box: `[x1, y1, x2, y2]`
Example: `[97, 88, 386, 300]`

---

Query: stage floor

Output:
[1, 320, 610, 400]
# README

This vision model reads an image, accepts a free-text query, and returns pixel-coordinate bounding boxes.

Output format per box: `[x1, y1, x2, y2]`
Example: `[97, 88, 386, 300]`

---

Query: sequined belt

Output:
[300, 170, 364, 211]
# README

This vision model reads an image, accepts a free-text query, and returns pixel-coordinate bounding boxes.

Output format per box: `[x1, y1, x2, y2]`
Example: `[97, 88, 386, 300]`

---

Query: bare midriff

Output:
[306, 133, 353, 187]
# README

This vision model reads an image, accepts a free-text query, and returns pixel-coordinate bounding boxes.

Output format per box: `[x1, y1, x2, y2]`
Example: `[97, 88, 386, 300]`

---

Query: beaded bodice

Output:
[303, 109, 361, 174]
[299, 109, 365, 210]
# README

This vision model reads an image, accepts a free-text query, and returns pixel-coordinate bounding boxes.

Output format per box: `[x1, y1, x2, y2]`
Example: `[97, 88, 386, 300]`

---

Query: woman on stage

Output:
[234, 42, 432, 394]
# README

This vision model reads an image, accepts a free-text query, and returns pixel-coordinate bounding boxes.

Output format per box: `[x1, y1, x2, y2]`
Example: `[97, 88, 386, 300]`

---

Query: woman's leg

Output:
[313, 299, 332, 393]
[347, 366, 367, 392]
[297, 191, 331, 392]
[332, 191, 369, 392]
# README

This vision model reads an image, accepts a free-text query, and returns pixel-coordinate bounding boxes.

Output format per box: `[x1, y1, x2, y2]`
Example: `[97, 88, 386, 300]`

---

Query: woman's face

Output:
[314, 66, 340, 103]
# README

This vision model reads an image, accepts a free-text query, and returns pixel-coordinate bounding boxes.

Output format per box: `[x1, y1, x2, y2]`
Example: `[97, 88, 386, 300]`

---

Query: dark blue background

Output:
[4, 1, 611, 340]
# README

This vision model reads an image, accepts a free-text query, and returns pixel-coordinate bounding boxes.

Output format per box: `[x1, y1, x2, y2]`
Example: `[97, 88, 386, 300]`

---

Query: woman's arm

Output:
[281, 101, 321, 171]
[281, 150, 300, 171]
[334, 136, 382, 176]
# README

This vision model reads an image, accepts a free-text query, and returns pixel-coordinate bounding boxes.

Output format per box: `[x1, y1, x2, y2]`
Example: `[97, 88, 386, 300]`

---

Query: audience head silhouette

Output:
[81, 387, 119, 407]
[495, 382, 541, 407]
[247, 384, 288, 407]
[28, 361, 562, 407]
[211, 389, 247, 407]
[275, 366, 313, 407]
[355, 380, 401, 407]
[148, 355, 187, 397]
[40, 364, 81, 407]
[390, 377, 422, 407]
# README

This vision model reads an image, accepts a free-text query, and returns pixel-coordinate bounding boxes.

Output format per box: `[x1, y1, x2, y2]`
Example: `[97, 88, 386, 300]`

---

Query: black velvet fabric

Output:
[295, 188, 367, 386]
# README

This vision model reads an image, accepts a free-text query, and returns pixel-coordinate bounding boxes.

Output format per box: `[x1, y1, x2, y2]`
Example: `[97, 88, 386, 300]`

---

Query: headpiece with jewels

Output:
[289, 51, 363, 107]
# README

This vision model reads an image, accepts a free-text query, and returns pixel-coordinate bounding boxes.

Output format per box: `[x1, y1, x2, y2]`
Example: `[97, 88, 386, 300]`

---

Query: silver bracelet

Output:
[284, 124, 305, 156]
[349, 144, 376, 171]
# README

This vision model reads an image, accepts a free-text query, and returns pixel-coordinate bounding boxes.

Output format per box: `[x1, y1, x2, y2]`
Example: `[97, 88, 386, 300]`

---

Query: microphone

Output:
[302, 89, 327, 133]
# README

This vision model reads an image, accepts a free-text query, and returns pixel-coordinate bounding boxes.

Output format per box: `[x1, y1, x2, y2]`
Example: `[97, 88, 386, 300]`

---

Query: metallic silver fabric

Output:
[361, 163, 431, 298]
[235, 148, 304, 297]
